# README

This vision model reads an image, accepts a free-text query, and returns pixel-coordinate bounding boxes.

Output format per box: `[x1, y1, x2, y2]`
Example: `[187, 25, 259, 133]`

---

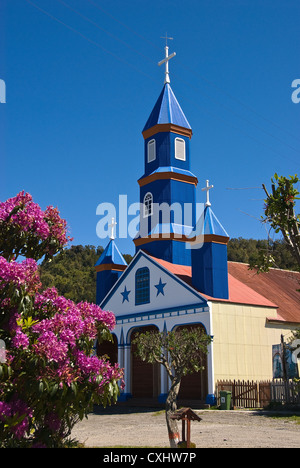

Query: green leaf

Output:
[50, 383, 59, 397]
[71, 382, 77, 396]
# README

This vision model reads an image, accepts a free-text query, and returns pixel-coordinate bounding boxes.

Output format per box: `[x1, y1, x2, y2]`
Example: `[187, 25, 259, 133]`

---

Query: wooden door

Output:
[131, 326, 160, 398]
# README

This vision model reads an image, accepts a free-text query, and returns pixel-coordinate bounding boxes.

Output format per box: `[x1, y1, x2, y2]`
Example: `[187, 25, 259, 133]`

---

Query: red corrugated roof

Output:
[149, 255, 300, 323]
[228, 262, 300, 324]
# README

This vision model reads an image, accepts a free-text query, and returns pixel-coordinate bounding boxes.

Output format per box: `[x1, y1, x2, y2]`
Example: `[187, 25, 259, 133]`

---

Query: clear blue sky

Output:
[1, 0, 299, 257]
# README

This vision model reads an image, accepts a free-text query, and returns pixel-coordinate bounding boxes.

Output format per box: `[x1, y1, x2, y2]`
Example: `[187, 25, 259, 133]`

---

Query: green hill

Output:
[39, 239, 297, 304]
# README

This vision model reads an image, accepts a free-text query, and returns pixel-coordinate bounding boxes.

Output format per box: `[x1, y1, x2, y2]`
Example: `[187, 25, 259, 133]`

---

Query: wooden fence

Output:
[216, 379, 300, 408]
[271, 379, 300, 405]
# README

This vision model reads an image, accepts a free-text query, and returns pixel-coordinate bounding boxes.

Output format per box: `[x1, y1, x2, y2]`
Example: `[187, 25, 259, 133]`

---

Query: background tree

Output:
[132, 327, 211, 448]
[36, 237, 297, 306]
[39, 245, 133, 303]
[249, 174, 300, 273]
[39, 245, 103, 303]
[228, 238, 299, 271]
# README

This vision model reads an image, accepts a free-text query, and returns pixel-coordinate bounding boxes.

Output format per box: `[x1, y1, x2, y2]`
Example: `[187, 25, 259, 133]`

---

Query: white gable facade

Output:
[100, 251, 214, 403]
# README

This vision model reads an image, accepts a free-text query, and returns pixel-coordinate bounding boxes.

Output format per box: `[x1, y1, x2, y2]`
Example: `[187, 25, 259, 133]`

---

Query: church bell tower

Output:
[134, 42, 197, 266]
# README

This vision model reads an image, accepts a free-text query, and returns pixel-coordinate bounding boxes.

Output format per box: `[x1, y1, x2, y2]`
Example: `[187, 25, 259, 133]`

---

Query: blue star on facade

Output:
[155, 278, 166, 296]
[121, 286, 130, 303]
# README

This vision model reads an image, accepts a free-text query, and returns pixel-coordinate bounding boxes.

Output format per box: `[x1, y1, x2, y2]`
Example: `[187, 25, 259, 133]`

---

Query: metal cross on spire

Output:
[108, 217, 117, 240]
[161, 33, 173, 46]
[158, 34, 176, 84]
[202, 180, 214, 207]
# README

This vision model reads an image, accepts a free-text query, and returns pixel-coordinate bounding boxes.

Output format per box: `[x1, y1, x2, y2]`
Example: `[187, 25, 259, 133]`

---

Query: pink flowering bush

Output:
[0, 193, 123, 448]
[0, 191, 73, 262]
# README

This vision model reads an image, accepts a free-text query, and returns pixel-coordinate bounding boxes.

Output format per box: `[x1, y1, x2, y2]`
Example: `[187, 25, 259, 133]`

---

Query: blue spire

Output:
[95, 239, 127, 267]
[194, 206, 229, 238]
[143, 83, 191, 133]
[95, 239, 127, 305]
[191, 205, 229, 299]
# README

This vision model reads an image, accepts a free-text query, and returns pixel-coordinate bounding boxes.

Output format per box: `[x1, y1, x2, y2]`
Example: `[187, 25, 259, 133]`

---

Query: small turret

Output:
[191, 182, 229, 299]
[95, 223, 127, 304]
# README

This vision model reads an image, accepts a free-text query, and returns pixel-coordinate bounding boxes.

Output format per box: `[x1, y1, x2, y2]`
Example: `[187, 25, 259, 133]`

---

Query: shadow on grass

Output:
[249, 405, 300, 421]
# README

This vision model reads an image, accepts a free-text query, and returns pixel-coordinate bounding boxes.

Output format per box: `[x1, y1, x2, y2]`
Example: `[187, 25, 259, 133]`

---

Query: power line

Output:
[24, 0, 155, 82]
[226, 187, 262, 190]
[24, 0, 299, 164]
[56, 0, 156, 66]
[87, 0, 299, 160]
[86, 0, 300, 146]
[85, 0, 161, 52]
[181, 75, 300, 154]
[184, 67, 300, 145]
[181, 90, 299, 165]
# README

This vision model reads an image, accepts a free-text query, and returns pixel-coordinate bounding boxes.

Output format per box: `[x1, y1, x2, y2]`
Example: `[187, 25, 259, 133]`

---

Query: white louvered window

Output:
[147, 139, 156, 163]
[175, 137, 186, 161]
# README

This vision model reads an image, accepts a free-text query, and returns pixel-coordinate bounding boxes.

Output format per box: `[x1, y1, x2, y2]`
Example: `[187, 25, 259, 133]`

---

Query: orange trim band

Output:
[134, 234, 194, 246]
[138, 171, 198, 187]
[95, 263, 127, 273]
[142, 123, 192, 140]
[191, 234, 230, 245]
[134, 234, 229, 247]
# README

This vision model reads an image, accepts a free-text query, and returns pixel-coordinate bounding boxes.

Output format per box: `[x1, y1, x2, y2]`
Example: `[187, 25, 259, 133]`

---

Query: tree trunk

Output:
[165, 378, 181, 448]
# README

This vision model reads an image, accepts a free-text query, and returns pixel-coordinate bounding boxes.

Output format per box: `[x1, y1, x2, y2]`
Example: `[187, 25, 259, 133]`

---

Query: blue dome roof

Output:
[95, 239, 127, 267]
[194, 206, 229, 238]
[143, 83, 191, 132]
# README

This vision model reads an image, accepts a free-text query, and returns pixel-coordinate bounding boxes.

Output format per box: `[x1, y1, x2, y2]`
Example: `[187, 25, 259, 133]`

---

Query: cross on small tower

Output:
[108, 217, 117, 240]
[158, 35, 176, 84]
[202, 180, 214, 207]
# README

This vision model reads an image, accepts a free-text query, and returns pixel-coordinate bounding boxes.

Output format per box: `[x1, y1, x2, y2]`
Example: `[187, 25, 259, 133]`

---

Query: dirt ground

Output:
[71, 405, 300, 448]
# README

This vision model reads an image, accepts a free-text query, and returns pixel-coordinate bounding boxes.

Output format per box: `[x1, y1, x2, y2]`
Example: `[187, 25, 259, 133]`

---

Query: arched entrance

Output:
[96, 334, 118, 366]
[176, 324, 208, 402]
[130, 325, 160, 398]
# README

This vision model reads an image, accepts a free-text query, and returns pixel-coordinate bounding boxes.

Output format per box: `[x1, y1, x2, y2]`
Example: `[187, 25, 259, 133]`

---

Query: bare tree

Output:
[132, 327, 211, 448]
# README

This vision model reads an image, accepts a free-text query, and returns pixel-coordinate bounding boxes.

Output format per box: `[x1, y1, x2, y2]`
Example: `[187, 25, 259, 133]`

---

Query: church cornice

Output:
[134, 233, 229, 247]
[192, 234, 230, 245]
[95, 263, 127, 273]
[142, 123, 193, 140]
[134, 234, 193, 246]
[138, 170, 198, 187]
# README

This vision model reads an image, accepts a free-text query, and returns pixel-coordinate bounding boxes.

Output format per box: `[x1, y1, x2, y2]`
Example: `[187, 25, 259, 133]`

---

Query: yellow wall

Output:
[212, 302, 295, 382]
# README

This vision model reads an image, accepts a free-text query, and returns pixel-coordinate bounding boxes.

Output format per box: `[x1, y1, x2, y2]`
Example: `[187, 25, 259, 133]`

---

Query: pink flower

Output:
[0, 398, 33, 440]
[0, 191, 73, 252]
[33, 331, 68, 364]
[75, 350, 103, 375]
[0, 256, 41, 294]
[11, 328, 29, 349]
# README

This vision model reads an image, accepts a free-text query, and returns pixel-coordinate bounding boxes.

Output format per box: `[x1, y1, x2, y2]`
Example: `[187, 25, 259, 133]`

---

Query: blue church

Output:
[93, 42, 300, 406]
[94, 44, 233, 405]
[94, 44, 287, 405]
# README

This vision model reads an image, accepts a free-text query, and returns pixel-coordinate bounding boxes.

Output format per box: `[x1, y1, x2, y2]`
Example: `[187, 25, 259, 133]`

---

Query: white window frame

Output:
[147, 139, 156, 163]
[143, 192, 153, 218]
[175, 137, 186, 161]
